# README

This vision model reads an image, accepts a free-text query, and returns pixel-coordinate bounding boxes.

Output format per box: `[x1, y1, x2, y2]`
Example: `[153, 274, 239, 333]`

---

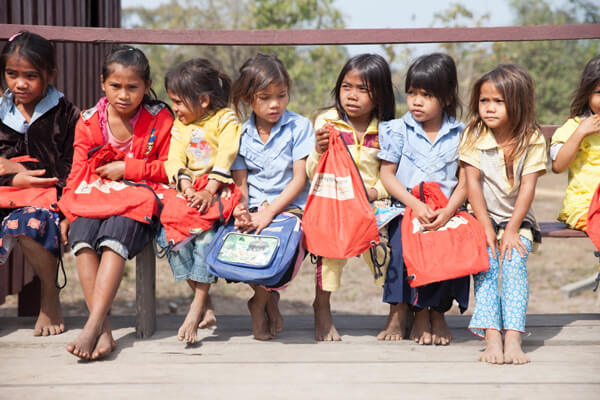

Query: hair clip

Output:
[8, 32, 22, 42]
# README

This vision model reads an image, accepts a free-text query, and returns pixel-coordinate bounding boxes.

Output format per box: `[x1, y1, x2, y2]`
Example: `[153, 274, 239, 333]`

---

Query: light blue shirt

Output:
[0, 86, 63, 133]
[232, 109, 314, 210]
[378, 112, 464, 211]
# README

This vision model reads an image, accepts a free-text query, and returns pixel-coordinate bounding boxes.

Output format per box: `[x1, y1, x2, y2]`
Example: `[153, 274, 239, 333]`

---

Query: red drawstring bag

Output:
[159, 175, 242, 246]
[303, 125, 379, 259]
[0, 156, 58, 210]
[58, 144, 161, 224]
[401, 182, 489, 287]
[587, 183, 600, 251]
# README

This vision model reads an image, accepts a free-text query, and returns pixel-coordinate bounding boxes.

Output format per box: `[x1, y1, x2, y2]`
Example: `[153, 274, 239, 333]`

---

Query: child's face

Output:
[167, 90, 207, 125]
[4, 55, 50, 109]
[251, 82, 289, 130]
[588, 81, 600, 115]
[339, 69, 375, 122]
[406, 86, 444, 129]
[478, 81, 509, 134]
[101, 63, 150, 119]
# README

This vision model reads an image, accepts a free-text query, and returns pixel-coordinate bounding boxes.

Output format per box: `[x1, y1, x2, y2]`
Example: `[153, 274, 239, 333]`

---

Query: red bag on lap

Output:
[401, 182, 489, 287]
[303, 125, 379, 259]
[0, 156, 57, 210]
[587, 183, 600, 251]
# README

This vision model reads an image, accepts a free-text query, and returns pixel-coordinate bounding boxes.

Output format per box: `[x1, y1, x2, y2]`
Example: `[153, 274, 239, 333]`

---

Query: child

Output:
[378, 53, 468, 345]
[231, 53, 313, 340]
[0, 31, 79, 336]
[61, 46, 173, 360]
[158, 58, 241, 344]
[308, 54, 395, 341]
[460, 64, 547, 364]
[551, 56, 600, 231]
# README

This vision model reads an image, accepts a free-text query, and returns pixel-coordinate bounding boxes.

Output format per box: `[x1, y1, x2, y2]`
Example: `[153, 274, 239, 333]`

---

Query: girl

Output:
[551, 56, 600, 231]
[460, 64, 547, 364]
[231, 53, 313, 340]
[308, 53, 395, 341]
[158, 58, 241, 344]
[378, 53, 468, 345]
[61, 46, 173, 360]
[0, 31, 79, 336]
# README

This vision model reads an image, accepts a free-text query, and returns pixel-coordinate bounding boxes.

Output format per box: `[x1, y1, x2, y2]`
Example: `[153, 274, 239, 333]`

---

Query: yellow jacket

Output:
[552, 117, 600, 228]
[306, 108, 389, 200]
[165, 108, 241, 187]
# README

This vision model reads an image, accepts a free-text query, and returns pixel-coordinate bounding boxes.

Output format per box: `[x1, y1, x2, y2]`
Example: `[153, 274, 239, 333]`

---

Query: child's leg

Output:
[501, 236, 532, 364]
[17, 236, 64, 336]
[178, 280, 210, 344]
[67, 248, 125, 360]
[377, 303, 409, 341]
[430, 297, 453, 345]
[266, 290, 283, 336]
[409, 307, 432, 345]
[314, 257, 345, 341]
[469, 247, 503, 363]
[247, 283, 272, 340]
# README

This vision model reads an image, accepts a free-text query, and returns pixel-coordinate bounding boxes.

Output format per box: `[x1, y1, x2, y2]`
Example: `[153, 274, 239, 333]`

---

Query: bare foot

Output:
[377, 303, 408, 341]
[430, 310, 452, 345]
[313, 296, 341, 341]
[178, 296, 205, 344]
[478, 329, 504, 364]
[198, 296, 216, 329]
[266, 291, 283, 336]
[504, 330, 529, 364]
[33, 289, 65, 336]
[247, 295, 272, 341]
[409, 308, 432, 345]
[91, 321, 116, 360]
[66, 323, 101, 360]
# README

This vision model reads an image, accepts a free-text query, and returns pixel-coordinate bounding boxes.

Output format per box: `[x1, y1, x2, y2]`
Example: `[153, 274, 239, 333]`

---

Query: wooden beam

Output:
[135, 242, 156, 339]
[1, 23, 599, 45]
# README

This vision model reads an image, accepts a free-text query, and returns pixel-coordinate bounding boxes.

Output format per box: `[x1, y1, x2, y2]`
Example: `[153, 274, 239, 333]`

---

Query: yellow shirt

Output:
[306, 108, 389, 200]
[552, 117, 600, 228]
[460, 127, 547, 243]
[165, 108, 241, 187]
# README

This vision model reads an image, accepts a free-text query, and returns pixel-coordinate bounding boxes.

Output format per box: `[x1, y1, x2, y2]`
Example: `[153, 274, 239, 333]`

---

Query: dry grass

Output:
[1, 170, 599, 318]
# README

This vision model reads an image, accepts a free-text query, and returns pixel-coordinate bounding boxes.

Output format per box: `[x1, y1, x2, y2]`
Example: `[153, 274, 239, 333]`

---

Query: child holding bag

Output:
[378, 53, 468, 345]
[307, 54, 395, 341]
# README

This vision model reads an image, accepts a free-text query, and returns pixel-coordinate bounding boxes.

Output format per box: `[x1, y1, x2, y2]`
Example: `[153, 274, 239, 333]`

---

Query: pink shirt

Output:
[96, 96, 141, 154]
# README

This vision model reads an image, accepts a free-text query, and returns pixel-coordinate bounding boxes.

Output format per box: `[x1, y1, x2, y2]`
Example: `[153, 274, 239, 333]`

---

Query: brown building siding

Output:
[1, 0, 120, 109]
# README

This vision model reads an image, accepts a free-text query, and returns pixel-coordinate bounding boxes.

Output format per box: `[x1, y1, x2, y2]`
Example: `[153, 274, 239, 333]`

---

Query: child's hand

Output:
[59, 219, 70, 246]
[188, 189, 214, 214]
[12, 170, 58, 188]
[233, 204, 253, 232]
[95, 161, 125, 181]
[315, 127, 330, 154]
[484, 225, 498, 259]
[422, 207, 454, 231]
[577, 114, 600, 137]
[499, 228, 528, 263]
[250, 208, 275, 234]
[0, 157, 26, 175]
[412, 201, 435, 225]
[367, 188, 378, 202]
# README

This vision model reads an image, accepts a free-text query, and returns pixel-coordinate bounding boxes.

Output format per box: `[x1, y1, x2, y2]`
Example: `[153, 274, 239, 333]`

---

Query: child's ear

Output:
[199, 94, 210, 109]
[144, 79, 152, 94]
[100, 74, 105, 92]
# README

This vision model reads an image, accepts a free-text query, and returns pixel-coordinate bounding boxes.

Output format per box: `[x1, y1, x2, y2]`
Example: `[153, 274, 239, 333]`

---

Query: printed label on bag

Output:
[309, 173, 355, 200]
[412, 215, 469, 234]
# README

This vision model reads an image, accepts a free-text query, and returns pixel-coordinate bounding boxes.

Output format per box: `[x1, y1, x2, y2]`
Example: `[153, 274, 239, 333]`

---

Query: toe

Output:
[33, 327, 42, 336]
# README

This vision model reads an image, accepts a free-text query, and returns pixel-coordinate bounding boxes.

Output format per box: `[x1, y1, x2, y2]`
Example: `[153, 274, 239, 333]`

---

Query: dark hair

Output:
[232, 53, 291, 118]
[405, 53, 461, 119]
[101, 45, 161, 104]
[570, 55, 600, 118]
[463, 64, 540, 159]
[332, 54, 395, 122]
[0, 31, 56, 90]
[165, 58, 231, 113]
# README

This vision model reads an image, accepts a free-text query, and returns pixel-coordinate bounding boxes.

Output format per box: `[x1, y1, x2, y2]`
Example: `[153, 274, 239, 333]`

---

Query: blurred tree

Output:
[122, 0, 348, 117]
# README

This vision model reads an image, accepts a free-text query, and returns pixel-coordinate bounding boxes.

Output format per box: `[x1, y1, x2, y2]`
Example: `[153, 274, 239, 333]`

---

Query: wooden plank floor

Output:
[1, 314, 599, 399]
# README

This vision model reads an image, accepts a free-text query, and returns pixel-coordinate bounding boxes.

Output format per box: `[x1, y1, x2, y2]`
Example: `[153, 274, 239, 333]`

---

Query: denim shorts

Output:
[157, 226, 217, 283]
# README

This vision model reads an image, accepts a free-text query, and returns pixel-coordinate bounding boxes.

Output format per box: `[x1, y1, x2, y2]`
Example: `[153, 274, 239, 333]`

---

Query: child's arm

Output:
[500, 172, 539, 262]
[422, 166, 467, 231]
[252, 158, 307, 234]
[464, 163, 497, 255]
[380, 160, 435, 224]
[232, 168, 252, 231]
[552, 114, 600, 173]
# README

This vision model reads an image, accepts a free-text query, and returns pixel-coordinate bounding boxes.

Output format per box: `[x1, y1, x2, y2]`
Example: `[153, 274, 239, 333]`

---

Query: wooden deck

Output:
[1, 314, 599, 399]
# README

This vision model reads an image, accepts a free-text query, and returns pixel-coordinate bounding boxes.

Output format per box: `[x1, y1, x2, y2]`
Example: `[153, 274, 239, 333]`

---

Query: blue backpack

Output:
[206, 213, 304, 288]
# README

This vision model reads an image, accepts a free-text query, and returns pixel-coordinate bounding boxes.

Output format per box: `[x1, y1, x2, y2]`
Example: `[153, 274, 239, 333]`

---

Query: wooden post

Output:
[18, 276, 41, 317]
[135, 242, 156, 338]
